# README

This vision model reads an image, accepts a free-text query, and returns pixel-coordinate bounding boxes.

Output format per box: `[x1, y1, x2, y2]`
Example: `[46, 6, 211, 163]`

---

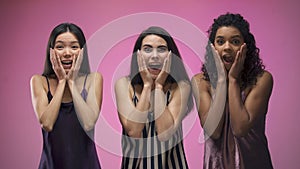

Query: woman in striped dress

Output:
[115, 26, 194, 169]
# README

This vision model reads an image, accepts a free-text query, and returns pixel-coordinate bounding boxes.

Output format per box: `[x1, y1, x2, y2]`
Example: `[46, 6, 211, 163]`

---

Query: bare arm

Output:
[68, 72, 103, 131]
[115, 77, 151, 138]
[192, 44, 227, 139]
[30, 50, 68, 132]
[228, 71, 273, 137]
[154, 81, 191, 141]
[192, 74, 227, 139]
[30, 75, 66, 132]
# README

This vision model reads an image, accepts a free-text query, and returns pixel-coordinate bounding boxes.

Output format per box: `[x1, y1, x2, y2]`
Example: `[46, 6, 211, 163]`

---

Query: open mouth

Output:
[61, 60, 73, 69]
[222, 55, 234, 64]
[148, 63, 162, 74]
[148, 64, 162, 70]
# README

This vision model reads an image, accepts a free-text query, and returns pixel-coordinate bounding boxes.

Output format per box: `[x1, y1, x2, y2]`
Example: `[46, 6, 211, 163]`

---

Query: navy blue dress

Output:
[38, 75, 101, 169]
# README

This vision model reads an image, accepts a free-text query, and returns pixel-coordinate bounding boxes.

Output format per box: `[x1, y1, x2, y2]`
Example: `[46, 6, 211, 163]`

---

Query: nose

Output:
[223, 41, 232, 52]
[150, 49, 159, 60]
[63, 47, 72, 57]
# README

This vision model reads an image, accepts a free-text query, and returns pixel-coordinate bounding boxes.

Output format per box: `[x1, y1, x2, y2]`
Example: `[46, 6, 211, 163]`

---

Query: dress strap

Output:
[83, 74, 88, 90]
[132, 86, 138, 106]
[44, 76, 50, 92]
[43, 75, 53, 102]
[81, 74, 89, 101]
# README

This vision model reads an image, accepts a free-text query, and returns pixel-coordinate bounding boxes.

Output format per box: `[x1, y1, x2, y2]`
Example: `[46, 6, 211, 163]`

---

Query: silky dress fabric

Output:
[121, 87, 189, 169]
[38, 75, 101, 169]
[203, 91, 273, 169]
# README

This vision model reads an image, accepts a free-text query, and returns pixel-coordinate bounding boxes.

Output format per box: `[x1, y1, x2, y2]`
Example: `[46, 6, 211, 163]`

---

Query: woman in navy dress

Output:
[30, 23, 102, 169]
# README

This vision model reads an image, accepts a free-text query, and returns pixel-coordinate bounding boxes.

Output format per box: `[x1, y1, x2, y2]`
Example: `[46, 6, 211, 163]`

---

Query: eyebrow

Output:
[55, 40, 79, 44]
[142, 44, 168, 48]
[216, 35, 242, 39]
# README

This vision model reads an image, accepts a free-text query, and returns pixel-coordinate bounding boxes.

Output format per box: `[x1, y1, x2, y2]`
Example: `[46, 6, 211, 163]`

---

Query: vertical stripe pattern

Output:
[121, 90, 189, 169]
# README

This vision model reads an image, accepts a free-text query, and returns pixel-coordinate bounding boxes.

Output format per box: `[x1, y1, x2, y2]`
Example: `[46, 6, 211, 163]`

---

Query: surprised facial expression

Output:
[140, 34, 168, 79]
[214, 26, 244, 71]
[54, 32, 80, 73]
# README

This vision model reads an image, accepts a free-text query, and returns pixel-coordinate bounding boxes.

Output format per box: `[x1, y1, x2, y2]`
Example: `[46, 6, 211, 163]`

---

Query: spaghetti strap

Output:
[166, 90, 171, 105]
[43, 75, 53, 102]
[132, 86, 138, 106]
[44, 76, 50, 92]
[83, 74, 88, 90]
[81, 74, 89, 101]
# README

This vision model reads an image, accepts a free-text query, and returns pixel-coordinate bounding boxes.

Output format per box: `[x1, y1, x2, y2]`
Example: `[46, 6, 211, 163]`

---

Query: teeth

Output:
[61, 61, 72, 65]
[149, 65, 161, 69]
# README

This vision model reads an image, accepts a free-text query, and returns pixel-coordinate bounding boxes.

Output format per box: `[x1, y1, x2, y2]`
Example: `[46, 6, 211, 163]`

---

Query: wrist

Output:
[155, 83, 163, 90]
[58, 78, 66, 84]
[229, 77, 239, 85]
[143, 83, 152, 90]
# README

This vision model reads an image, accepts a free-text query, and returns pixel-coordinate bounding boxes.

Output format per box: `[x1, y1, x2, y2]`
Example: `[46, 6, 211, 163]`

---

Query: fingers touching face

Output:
[53, 32, 81, 72]
[214, 26, 245, 70]
[140, 35, 169, 75]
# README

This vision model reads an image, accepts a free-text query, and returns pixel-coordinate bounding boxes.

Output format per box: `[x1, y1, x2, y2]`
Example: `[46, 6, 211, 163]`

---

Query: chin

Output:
[151, 74, 158, 80]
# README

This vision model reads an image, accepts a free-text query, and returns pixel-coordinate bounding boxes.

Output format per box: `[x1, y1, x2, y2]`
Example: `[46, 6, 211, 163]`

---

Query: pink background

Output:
[1, 0, 299, 168]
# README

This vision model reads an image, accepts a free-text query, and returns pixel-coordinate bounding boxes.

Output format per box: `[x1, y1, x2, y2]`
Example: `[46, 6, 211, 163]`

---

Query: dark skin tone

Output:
[192, 26, 273, 138]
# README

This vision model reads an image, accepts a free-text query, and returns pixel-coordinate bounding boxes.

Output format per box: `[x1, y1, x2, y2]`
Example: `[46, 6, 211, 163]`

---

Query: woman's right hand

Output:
[211, 44, 227, 82]
[50, 48, 67, 81]
[137, 50, 153, 87]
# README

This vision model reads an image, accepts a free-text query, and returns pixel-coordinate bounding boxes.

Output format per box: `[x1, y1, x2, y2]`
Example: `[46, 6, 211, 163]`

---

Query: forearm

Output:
[123, 85, 152, 137]
[228, 78, 250, 136]
[153, 86, 175, 135]
[39, 79, 66, 131]
[202, 80, 227, 139]
[69, 81, 99, 131]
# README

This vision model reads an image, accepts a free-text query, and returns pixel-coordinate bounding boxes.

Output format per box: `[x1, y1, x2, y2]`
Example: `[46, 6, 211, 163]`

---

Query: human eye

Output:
[215, 39, 224, 45]
[71, 44, 80, 50]
[232, 39, 241, 45]
[54, 44, 64, 50]
[157, 46, 168, 53]
[143, 46, 152, 53]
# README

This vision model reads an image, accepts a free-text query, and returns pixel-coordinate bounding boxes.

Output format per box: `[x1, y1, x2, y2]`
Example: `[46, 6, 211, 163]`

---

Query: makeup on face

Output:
[141, 35, 168, 77]
[54, 32, 80, 71]
[214, 26, 244, 70]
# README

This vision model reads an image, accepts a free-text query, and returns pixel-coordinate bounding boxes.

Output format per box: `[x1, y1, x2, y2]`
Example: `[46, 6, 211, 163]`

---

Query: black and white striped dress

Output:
[121, 88, 189, 169]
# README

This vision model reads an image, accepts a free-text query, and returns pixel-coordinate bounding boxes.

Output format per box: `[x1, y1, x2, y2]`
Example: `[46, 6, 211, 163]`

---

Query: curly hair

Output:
[201, 13, 265, 89]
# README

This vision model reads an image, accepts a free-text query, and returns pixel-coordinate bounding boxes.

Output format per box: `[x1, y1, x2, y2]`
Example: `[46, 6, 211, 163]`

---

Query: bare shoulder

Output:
[257, 70, 273, 88]
[192, 73, 210, 89]
[115, 76, 130, 87]
[114, 76, 134, 99]
[30, 74, 49, 96]
[30, 74, 46, 88]
[192, 73, 209, 84]
[192, 73, 205, 81]
[89, 72, 103, 81]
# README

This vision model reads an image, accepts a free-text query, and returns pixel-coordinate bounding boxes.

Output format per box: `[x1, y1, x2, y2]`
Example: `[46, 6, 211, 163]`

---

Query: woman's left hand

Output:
[229, 43, 247, 80]
[155, 51, 172, 88]
[67, 49, 83, 82]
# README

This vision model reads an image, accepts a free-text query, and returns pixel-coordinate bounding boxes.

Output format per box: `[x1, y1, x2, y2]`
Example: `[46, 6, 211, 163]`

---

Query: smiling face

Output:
[140, 34, 169, 79]
[54, 32, 80, 73]
[214, 26, 244, 71]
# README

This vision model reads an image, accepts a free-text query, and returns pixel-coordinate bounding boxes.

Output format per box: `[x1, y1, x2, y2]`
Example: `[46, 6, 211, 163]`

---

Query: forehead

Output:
[142, 34, 167, 46]
[55, 32, 78, 42]
[216, 26, 242, 38]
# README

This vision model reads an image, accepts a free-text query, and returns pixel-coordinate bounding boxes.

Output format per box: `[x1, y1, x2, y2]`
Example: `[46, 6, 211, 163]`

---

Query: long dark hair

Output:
[202, 13, 265, 89]
[42, 23, 90, 77]
[129, 26, 194, 114]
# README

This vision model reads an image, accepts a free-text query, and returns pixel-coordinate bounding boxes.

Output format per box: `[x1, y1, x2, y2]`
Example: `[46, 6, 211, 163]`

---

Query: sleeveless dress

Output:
[203, 92, 273, 169]
[38, 75, 101, 169]
[121, 87, 189, 169]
